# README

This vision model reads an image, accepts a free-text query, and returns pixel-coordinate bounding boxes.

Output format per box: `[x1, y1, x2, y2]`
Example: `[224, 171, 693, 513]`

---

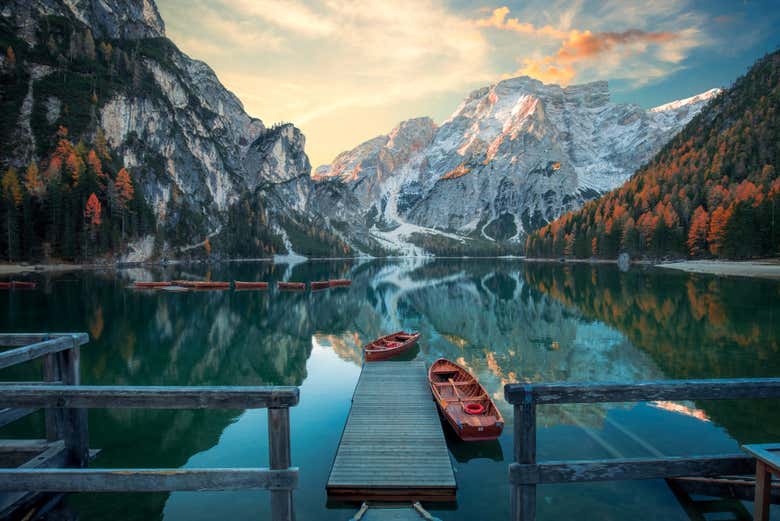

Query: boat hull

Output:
[329, 279, 352, 287]
[428, 358, 504, 442]
[311, 281, 330, 290]
[234, 281, 269, 290]
[364, 332, 420, 361]
[133, 282, 172, 288]
[278, 282, 306, 290]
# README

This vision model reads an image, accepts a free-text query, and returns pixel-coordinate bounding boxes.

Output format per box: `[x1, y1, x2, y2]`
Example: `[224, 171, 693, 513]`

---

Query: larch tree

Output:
[114, 167, 134, 240]
[2, 168, 22, 261]
[686, 206, 709, 257]
[23, 161, 44, 197]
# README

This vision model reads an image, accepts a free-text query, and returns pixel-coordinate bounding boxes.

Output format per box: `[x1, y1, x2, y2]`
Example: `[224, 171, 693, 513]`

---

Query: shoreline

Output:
[3, 257, 780, 281]
[655, 259, 780, 280]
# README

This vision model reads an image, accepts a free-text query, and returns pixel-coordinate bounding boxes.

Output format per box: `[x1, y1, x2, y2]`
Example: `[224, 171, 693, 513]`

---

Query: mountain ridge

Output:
[311, 75, 720, 255]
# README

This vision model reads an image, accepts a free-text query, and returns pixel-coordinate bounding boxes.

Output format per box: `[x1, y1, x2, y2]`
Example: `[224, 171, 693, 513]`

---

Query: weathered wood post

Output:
[513, 384, 537, 521]
[268, 407, 293, 521]
[42, 350, 63, 442]
[60, 336, 89, 467]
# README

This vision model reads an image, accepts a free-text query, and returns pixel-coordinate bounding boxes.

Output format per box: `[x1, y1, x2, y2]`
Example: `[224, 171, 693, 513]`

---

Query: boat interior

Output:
[430, 363, 498, 418]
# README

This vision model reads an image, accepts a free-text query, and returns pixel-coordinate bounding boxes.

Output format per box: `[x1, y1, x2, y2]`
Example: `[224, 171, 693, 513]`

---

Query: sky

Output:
[155, 0, 780, 169]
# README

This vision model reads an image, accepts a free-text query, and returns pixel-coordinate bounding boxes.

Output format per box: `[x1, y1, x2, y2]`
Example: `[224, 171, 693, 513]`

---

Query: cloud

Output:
[481, 5, 707, 86]
[475, 6, 569, 39]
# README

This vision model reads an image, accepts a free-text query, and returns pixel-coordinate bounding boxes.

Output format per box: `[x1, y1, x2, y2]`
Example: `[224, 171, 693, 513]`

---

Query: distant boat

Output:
[173, 280, 230, 289]
[133, 281, 172, 288]
[234, 281, 269, 290]
[329, 279, 352, 287]
[0, 281, 37, 289]
[363, 331, 420, 361]
[277, 281, 306, 290]
[428, 358, 504, 442]
[310, 281, 330, 290]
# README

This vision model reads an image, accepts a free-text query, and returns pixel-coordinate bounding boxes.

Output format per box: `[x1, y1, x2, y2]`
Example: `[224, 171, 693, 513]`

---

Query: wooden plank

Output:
[268, 407, 293, 521]
[743, 443, 780, 469]
[0, 337, 78, 370]
[667, 476, 780, 504]
[509, 454, 756, 485]
[0, 441, 69, 518]
[327, 361, 455, 502]
[0, 333, 89, 348]
[505, 378, 780, 405]
[0, 408, 37, 429]
[756, 460, 772, 521]
[513, 393, 536, 521]
[0, 468, 298, 492]
[58, 346, 89, 468]
[0, 385, 300, 409]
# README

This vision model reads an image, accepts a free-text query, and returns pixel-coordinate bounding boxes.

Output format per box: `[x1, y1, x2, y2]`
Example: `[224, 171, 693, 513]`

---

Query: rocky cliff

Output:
[312, 77, 719, 255]
[0, 0, 345, 259]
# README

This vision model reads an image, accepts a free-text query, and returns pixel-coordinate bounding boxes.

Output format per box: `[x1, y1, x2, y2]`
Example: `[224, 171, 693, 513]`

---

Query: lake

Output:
[2, 259, 779, 520]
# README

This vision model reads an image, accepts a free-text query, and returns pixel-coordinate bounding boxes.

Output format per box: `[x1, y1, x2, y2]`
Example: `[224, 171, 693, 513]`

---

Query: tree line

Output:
[1, 125, 153, 261]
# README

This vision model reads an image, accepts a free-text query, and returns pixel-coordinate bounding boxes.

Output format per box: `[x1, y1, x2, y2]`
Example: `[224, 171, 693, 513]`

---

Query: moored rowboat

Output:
[173, 280, 230, 289]
[363, 331, 420, 361]
[329, 279, 351, 287]
[310, 281, 330, 290]
[234, 281, 269, 290]
[0, 281, 37, 289]
[428, 358, 504, 441]
[133, 281, 172, 288]
[277, 281, 306, 290]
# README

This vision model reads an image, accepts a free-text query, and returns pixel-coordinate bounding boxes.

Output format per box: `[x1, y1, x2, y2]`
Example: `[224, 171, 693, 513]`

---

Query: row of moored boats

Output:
[363, 331, 504, 442]
[133, 279, 351, 291]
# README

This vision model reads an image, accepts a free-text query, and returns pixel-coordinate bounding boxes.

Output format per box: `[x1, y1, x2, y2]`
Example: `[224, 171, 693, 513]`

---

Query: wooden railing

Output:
[504, 378, 780, 521]
[0, 333, 299, 521]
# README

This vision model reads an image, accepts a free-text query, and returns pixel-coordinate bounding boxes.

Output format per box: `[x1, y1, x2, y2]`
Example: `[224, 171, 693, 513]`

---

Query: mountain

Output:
[525, 50, 780, 260]
[312, 77, 719, 256]
[0, 0, 347, 262]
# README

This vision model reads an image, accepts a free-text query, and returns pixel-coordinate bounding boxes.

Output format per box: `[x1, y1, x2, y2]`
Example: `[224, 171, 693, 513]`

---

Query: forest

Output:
[525, 50, 780, 260]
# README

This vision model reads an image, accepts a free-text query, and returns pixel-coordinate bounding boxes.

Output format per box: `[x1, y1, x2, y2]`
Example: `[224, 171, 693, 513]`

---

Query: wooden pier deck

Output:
[327, 361, 456, 502]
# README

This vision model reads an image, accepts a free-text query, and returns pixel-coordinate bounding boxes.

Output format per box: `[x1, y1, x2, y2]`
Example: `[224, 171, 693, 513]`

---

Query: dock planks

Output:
[327, 361, 456, 502]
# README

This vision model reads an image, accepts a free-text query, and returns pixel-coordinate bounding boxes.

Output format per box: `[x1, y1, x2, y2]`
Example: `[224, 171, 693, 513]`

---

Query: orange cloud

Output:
[476, 6, 568, 39]
[515, 28, 680, 86]
[555, 29, 677, 62]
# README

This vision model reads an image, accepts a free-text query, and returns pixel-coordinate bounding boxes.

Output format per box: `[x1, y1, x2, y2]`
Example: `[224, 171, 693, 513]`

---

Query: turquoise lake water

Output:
[1, 259, 779, 520]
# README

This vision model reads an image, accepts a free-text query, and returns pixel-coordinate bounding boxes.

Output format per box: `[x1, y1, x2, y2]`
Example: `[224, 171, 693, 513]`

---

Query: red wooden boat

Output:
[310, 281, 330, 290]
[428, 358, 504, 441]
[173, 280, 230, 289]
[234, 281, 269, 290]
[277, 281, 306, 290]
[0, 281, 37, 289]
[133, 281, 172, 288]
[363, 331, 420, 361]
[329, 279, 352, 287]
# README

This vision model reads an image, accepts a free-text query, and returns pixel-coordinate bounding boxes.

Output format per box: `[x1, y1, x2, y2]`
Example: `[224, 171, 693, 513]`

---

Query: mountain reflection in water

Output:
[0, 258, 778, 521]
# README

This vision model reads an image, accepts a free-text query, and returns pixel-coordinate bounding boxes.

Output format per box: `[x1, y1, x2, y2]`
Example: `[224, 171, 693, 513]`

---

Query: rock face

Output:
[313, 77, 720, 254]
[1, 0, 336, 258]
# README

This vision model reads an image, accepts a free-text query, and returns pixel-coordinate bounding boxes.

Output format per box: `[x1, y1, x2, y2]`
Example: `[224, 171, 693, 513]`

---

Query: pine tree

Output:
[2, 168, 22, 261]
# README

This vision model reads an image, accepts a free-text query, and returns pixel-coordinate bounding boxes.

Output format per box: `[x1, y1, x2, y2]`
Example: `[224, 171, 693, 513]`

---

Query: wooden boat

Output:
[329, 279, 352, 287]
[277, 281, 306, 291]
[428, 358, 504, 441]
[363, 331, 420, 361]
[173, 280, 230, 289]
[310, 281, 330, 290]
[0, 281, 37, 289]
[133, 281, 172, 288]
[234, 281, 269, 290]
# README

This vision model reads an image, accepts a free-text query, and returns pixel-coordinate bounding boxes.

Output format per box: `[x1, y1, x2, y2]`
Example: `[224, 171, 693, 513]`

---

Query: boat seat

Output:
[433, 381, 471, 386]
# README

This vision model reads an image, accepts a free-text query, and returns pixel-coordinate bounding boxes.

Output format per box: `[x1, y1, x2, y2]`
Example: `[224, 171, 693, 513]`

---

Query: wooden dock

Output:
[327, 361, 456, 502]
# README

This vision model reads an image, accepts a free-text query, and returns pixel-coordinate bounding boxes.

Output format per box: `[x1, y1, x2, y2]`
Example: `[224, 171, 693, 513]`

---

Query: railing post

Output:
[268, 407, 293, 521]
[60, 336, 89, 467]
[43, 351, 63, 441]
[513, 385, 537, 521]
